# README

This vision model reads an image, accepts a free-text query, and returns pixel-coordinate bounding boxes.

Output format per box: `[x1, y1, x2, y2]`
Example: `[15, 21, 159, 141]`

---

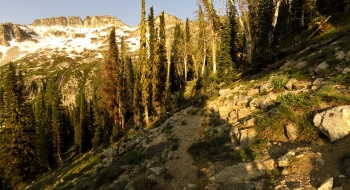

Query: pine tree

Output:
[184, 18, 195, 81]
[159, 12, 168, 105]
[139, 0, 150, 125]
[170, 23, 184, 92]
[0, 63, 38, 188]
[47, 77, 66, 165]
[33, 88, 54, 170]
[218, 3, 236, 83]
[152, 31, 162, 116]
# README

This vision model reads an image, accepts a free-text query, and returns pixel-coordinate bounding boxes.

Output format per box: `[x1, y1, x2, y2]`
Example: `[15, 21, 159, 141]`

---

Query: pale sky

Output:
[0, 0, 222, 26]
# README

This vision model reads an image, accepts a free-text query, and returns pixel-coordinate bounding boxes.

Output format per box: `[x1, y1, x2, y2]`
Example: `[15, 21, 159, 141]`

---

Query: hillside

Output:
[20, 12, 350, 190]
[1, 2, 350, 190]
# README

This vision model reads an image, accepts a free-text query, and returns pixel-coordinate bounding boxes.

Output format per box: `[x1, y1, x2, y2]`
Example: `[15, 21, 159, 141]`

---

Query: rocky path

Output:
[164, 112, 202, 190]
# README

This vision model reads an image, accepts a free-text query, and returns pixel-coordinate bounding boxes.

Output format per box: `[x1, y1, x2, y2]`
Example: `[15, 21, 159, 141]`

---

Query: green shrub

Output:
[271, 76, 288, 91]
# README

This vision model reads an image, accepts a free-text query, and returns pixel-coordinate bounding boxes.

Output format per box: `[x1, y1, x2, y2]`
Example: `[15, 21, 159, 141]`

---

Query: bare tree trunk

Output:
[233, 0, 253, 64]
[211, 29, 217, 74]
[201, 44, 207, 76]
[144, 105, 149, 126]
[184, 40, 188, 82]
[272, 0, 283, 28]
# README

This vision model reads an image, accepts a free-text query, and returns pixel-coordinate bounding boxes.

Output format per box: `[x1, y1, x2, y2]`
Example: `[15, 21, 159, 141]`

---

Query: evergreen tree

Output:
[152, 32, 162, 116]
[0, 63, 38, 188]
[139, 0, 150, 125]
[218, 4, 236, 83]
[185, 18, 195, 81]
[159, 12, 168, 105]
[33, 88, 54, 170]
[47, 77, 66, 165]
[170, 23, 184, 92]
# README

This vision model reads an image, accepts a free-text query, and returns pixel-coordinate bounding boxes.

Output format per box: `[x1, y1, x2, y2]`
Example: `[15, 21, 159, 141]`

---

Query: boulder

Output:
[239, 128, 257, 146]
[237, 108, 251, 120]
[249, 98, 259, 111]
[294, 61, 308, 69]
[145, 142, 171, 159]
[285, 78, 296, 90]
[293, 80, 311, 90]
[277, 151, 296, 167]
[280, 60, 295, 70]
[346, 50, 350, 59]
[260, 82, 272, 93]
[210, 158, 275, 183]
[317, 177, 333, 190]
[244, 118, 256, 128]
[315, 62, 329, 75]
[236, 95, 249, 107]
[335, 51, 345, 60]
[149, 166, 165, 176]
[313, 105, 350, 142]
[219, 88, 234, 97]
[313, 78, 324, 86]
[284, 123, 298, 141]
[247, 89, 259, 97]
[342, 67, 350, 75]
[219, 106, 235, 120]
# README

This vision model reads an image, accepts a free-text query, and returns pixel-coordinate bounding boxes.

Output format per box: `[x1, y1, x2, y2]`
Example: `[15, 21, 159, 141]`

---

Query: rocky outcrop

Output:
[31, 15, 126, 28]
[313, 105, 350, 142]
[0, 23, 32, 46]
[32, 16, 68, 27]
[67, 16, 83, 28]
[0, 24, 12, 46]
[83, 15, 125, 28]
[210, 158, 275, 184]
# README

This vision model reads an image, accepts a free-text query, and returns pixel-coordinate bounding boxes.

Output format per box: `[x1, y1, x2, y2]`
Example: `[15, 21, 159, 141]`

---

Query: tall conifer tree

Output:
[0, 63, 38, 188]
[139, 0, 150, 125]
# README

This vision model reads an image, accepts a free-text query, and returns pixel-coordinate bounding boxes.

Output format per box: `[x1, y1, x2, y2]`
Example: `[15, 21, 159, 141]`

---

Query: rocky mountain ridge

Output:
[31, 15, 127, 28]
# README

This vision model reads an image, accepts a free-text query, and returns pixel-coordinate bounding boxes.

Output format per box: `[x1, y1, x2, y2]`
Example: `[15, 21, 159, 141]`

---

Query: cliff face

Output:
[31, 15, 127, 28]
[32, 16, 83, 28]
[83, 15, 126, 28]
[0, 23, 32, 46]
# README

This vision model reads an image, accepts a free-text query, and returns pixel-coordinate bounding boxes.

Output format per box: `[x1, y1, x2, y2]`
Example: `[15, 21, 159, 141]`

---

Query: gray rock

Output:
[247, 89, 259, 96]
[125, 181, 135, 190]
[219, 106, 235, 120]
[145, 142, 171, 159]
[277, 151, 296, 167]
[280, 60, 296, 70]
[249, 98, 259, 111]
[313, 105, 350, 142]
[315, 62, 329, 75]
[317, 177, 333, 190]
[210, 158, 275, 183]
[244, 118, 256, 128]
[295, 61, 308, 69]
[239, 128, 257, 146]
[236, 95, 249, 107]
[260, 82, 272, 93]
[238, 108, 251, 120]
[187, 183, 196, 188]
[336, 51, 345, 60]
[117, 173, 130, 183]
[285, 123, 298, 141]
[149, 166, 165, 176]
[148, 134, 168, 147]
[285, 78, 296, 90]
[293, 80, 311, 90]
[313, 78, 324, 86]
[219, 88, 234, 97]
[342, 67, 350, 75]
[346, 50, 350, 59]
[147, 174, 158, 181]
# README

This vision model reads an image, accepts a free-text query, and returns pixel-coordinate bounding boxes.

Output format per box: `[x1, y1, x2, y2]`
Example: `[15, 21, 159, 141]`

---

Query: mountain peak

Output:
[31, 15, 128, 28]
